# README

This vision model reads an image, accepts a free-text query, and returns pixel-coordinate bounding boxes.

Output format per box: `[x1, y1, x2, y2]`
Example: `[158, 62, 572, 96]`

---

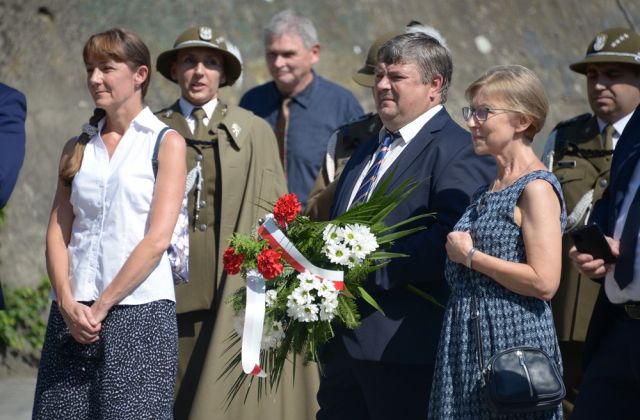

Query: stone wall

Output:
[0, 0, 638, 287]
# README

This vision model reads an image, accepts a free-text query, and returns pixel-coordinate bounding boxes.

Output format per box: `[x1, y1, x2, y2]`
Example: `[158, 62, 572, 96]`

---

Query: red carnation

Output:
[223, 247, 245, 275]
[257, 248, 283, 280]
[273, 193, 301, 227]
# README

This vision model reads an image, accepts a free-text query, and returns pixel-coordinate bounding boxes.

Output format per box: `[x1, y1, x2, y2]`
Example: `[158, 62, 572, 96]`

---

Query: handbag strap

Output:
[471, 293, 486, 384]
[152, 127, 172, 178]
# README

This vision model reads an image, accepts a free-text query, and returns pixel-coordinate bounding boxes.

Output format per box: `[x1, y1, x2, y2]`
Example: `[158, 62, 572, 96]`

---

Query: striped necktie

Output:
[351, 130, 399, 206]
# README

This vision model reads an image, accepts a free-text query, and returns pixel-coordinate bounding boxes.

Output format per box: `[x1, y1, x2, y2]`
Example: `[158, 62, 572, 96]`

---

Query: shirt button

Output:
[198, 223, 207, 231]
[599, 179, 608, 188]
[199, 200, 206, 208]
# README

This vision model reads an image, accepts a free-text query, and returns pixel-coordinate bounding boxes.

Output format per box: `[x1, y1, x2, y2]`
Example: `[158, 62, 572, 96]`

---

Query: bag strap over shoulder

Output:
[152, 126, 172, 178]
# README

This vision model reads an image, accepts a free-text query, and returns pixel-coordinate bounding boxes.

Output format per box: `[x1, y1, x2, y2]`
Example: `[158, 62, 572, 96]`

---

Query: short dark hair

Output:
[377, 32, 453, 103]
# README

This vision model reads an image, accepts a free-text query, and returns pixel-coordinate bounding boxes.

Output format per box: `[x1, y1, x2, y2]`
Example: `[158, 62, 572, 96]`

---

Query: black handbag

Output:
[471, 294, 565, 413]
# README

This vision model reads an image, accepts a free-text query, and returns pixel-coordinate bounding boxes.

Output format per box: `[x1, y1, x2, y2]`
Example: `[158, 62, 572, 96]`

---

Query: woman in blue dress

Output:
[428, 65, 565, 419]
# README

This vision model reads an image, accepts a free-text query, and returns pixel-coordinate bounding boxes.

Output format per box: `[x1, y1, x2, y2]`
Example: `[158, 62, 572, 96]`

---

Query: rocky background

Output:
[0, 0, 639, 288]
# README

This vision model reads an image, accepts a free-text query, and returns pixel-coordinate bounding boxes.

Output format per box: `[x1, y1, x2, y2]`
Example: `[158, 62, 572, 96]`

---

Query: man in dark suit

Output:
[0, 82, 27, 310]
[570, 104, 640, 420]
[0, 83, 26, 209]
[316, 32, 495, 420]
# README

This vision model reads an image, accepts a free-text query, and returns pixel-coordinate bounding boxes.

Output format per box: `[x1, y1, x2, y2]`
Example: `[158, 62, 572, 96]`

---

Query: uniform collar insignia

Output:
[231, 122, 241, 137]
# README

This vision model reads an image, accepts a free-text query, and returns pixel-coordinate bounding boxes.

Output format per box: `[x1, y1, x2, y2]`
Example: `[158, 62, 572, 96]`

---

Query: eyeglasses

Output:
[462, 106, 515, 122]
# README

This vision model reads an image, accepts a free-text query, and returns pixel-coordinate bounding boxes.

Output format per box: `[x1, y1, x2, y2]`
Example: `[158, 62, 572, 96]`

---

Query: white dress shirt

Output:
[62, 107, 176, 304]
[179, 96, 218, 135]
[347, 105, 443, 208]
[596, 110, 634, 149]
[605, 160, 640, 303]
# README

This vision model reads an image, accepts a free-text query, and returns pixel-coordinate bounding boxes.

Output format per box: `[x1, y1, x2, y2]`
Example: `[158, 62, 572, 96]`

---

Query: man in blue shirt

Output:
[240, 9, 363, 207]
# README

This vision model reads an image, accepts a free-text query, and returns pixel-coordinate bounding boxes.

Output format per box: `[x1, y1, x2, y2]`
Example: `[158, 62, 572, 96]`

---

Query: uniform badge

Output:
[611, 33, 629, 48]
[593, 34, 606, 51]
[231, 122, 241, 137]
[199, 27, 213, 41]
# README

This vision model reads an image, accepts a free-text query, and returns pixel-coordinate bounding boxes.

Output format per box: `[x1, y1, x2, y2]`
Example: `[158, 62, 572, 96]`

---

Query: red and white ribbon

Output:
[241, 270, 267, 377]
[241, 215, 344, 377]
[258, 216, 344, 290]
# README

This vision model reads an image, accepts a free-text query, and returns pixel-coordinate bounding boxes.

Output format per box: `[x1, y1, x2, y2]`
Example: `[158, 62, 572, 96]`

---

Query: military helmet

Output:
[570, 27, 640, 74]
[352, 21, 447, 88]
[156, 26, 242, 86]
[352, 30, 404, 88]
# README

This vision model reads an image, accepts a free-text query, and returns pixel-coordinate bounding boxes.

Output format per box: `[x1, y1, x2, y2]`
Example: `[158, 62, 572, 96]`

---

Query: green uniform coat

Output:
[544, 114, 613, 409]
[157, 100, 320, 420]
[546, 114, 612, 342]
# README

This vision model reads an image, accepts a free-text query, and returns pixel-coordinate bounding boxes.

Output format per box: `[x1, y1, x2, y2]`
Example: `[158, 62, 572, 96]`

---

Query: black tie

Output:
[614, 184, 640, 289]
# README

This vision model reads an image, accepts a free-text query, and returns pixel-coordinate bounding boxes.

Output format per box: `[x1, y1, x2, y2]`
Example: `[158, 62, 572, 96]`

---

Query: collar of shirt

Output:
[179, 96, 219, 133]
[94, 106, 155, 138]
[597, 110, 635, 149]
[278, 70, 317, 110]
[394, 104, 443, 143]
[347, 104, 443, 208]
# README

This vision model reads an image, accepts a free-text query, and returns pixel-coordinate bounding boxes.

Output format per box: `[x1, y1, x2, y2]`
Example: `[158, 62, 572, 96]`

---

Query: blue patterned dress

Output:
[428, 170, 566, 419]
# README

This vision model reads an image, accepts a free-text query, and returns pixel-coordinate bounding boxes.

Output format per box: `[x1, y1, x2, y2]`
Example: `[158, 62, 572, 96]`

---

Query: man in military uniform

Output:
[155, 26, 319, 420]
[542, 26, 640, 417]
[305, 22, 446, 221]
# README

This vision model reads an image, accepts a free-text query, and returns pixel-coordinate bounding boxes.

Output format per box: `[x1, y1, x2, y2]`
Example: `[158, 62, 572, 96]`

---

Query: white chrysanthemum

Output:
[342, 225, 359, 246]
[318, 296, 339, 321]
[315, 279, 338, 298]
[297, 270, 319, 291]
[296, 302, 320, 322]
[322, 224, 345, 244]
[261, 320, 285, 349]
[265, 289, 278, 307]
[289, 286, 313, 305]
[351, 225, 379, 259]
[319, 307, 336, 321]
[324, 242, 352, 266]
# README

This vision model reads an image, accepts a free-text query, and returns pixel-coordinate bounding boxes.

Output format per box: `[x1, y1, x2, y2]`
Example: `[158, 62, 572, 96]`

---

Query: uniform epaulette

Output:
[553, 113, 591, 130]
[154, 107, 175, 119]
[339, 112, 376, 130]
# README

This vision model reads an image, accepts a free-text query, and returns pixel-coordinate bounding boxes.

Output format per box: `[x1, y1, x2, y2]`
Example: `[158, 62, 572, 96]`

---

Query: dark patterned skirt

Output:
[33, 300, 177, 419]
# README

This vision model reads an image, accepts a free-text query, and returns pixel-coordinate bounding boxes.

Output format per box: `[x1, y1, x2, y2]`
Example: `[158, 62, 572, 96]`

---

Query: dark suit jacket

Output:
[0, 83, 26, 209]
[329, 107, 495, 364]
[583, 105, 640, 369]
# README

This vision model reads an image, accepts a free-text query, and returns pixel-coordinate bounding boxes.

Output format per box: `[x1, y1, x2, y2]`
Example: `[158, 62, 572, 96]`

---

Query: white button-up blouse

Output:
[63, 107, 176, 305]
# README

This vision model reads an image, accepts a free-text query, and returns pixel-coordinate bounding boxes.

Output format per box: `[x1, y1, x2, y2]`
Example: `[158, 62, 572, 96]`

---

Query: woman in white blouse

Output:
[33, 28, 186, 419]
